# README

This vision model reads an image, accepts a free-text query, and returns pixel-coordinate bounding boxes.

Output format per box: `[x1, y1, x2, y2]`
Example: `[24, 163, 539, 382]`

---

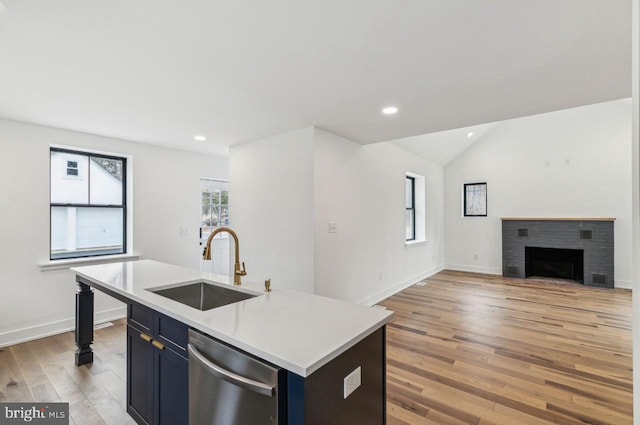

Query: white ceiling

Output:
[0, 1, 631, 157]
[390, 122, 497, 166]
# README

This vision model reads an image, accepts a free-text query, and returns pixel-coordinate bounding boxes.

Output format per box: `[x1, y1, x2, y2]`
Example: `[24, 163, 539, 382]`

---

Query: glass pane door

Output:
[200, 179, 230, 276]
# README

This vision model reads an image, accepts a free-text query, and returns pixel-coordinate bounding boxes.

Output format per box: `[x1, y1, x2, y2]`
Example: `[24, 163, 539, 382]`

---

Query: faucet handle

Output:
[237, 262, 247, 276]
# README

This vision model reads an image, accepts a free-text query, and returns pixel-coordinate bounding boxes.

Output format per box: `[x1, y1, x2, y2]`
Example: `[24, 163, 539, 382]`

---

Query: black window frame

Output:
[50, 147, 127, 260]
[406, 176, 416, 241]
[463, 182, 487, 217]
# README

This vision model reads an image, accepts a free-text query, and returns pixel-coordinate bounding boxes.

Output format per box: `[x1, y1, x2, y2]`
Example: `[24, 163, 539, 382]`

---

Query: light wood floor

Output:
[380, 271, 633, 425]
[0, 271, 632, 425]
[0, 320, 135, 425]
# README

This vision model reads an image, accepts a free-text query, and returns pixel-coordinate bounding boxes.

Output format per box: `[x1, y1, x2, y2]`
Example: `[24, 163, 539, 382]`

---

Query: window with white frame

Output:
[406, 172, 426, 243]
[50, 148, 127, 260]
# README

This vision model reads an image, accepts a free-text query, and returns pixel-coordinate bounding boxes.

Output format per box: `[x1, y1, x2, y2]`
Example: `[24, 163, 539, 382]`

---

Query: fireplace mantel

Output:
[501, 217, 615, 222]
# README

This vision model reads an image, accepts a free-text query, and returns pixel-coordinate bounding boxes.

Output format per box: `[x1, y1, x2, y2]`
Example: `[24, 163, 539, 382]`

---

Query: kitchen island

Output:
[71, 259, 392, 425]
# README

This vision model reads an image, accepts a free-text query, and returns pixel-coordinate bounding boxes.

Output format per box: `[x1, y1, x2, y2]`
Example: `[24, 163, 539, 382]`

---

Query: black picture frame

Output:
[463, 182, 487, 217]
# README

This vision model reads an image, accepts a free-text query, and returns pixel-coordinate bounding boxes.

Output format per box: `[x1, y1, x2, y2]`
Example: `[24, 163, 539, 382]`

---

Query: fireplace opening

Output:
[524, 247, 584, 283]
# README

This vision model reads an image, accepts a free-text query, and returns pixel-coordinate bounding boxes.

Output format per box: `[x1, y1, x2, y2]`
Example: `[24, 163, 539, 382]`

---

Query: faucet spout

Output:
[203, 227, 247, 286]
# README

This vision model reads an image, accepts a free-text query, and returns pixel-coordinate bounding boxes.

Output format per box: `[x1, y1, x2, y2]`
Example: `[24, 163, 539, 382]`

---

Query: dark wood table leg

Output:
[75, 279, 94, 365]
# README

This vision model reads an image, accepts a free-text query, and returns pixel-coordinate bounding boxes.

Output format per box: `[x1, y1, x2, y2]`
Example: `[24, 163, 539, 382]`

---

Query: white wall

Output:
[229, 128, 315, 293]
[230, 126, 445, 303]
[0, 118, 228, 347]
[444, 100, 632, 288]
[630, 0, 639, 421]
[313, 129, 444, 304]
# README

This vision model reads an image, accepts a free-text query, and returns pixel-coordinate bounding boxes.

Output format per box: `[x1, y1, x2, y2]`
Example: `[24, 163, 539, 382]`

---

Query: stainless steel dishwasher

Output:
[187, 329, 283, 425]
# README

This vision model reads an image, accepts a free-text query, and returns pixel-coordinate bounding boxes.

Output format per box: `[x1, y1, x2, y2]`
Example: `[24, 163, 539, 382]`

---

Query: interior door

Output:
[199, 179, 230, 276]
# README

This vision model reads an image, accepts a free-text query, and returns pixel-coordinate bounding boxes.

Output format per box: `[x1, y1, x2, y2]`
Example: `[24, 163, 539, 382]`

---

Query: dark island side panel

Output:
[288, 326, 386, 425]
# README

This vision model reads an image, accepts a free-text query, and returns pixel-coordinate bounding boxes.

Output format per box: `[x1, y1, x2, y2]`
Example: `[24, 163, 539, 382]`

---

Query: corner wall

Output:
[0, 118, 228, 347]
[229, 128, 315, 293]
[229, 127, 445, 304]
[443, 100, 632, 288]
[313, 129, 445, 304]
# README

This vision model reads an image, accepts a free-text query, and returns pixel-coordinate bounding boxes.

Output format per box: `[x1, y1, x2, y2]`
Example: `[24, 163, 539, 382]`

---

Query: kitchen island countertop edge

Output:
[71, 259, 393, 377]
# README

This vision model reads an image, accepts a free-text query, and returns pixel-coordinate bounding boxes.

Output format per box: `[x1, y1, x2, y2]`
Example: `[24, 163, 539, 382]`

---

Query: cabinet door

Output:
[127, 324, 154, 425]
[155, 346, 188, 425]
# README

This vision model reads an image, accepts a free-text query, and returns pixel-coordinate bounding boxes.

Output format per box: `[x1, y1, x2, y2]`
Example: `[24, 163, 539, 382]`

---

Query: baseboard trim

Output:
[446, 265, 632, 290]
[615, 279, 633, 290]
[0, 306, 127, 349]
[444, 263, 502, 275]
[358, 264, 445, 307]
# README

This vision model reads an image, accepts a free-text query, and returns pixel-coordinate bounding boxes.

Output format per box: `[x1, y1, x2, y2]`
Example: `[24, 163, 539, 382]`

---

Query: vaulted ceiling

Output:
[0, 1, 631, 157]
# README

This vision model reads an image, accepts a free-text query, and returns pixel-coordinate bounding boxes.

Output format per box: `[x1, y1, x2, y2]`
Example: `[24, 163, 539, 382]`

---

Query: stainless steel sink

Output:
[147, 282, 256, 311]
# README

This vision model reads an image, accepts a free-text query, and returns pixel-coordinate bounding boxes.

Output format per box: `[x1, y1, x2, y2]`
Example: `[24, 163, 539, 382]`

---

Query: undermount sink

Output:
[148, 281, 256, 311]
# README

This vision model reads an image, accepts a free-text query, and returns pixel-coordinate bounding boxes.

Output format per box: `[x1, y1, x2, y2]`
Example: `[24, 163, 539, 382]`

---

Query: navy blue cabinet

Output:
[74, 275, 386, 425]
[127, 302, 188, 425]
[125, 301, 385, 425]
[127, 324, 154, 424]
[156, 344, 188, 425]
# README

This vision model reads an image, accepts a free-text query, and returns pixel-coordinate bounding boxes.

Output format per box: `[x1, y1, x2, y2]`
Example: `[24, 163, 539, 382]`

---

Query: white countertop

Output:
[71, 259, 392, 377]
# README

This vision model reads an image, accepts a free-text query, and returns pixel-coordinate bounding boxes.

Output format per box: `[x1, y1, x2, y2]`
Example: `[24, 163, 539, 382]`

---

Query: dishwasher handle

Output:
[187, 343, 275, 397]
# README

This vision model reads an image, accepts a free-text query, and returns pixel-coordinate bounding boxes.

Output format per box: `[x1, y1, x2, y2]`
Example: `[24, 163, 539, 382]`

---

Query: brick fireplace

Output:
[501, 218, 614, 288]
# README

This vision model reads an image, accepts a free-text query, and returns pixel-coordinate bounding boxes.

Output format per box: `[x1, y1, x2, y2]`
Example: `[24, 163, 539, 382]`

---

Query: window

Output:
[406, 176, 416, 241]
[66, 161, 79, 176]
[50, 148, 127, 260]
[406, 172, 426, 244]
[463, 182, 487, 217]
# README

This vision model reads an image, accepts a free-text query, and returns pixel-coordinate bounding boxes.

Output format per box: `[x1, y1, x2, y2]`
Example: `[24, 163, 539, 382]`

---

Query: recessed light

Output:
[467, 132, 474, 138]
[194, 135, 207, 142]
[382, 106, 398, 115]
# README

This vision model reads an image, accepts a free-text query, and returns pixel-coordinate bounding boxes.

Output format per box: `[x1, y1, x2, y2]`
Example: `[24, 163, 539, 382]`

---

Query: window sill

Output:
[39, 254, 140, 272]
[405, 239, 426, 248]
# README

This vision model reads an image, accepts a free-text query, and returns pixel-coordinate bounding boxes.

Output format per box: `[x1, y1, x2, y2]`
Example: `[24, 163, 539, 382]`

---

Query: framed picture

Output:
[463, 182, 487, 217]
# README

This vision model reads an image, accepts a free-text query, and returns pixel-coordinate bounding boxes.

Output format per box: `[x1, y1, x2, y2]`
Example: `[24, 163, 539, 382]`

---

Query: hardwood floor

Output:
[380, 271, 633, 425]
[0, 271, 632, 424]
[0, 320, 135, 425]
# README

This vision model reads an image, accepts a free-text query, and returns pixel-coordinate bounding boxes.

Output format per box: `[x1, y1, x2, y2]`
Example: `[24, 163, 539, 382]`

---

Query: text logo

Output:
[0, 403, 68, 424]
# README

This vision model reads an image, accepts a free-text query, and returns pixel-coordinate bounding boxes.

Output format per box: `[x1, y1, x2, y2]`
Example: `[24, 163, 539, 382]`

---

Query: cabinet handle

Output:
[187, 343, 275, 397]
[140, 333, 152, 342]
[152, 340, 165, 350]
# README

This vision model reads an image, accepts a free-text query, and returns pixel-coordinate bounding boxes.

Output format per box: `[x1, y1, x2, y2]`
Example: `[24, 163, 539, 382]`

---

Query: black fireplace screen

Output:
[524, 247, 584, 283]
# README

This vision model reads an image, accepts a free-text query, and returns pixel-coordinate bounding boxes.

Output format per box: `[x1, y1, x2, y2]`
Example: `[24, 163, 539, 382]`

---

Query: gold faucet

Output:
[203, 227, 247, 286]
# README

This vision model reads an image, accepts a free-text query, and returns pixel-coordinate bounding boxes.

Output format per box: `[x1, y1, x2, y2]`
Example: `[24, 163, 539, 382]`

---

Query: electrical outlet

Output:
[328, 222, 337, 233]
[473, 254, 478, 260]
[344, 366, 361, 399]
[180, 227, 188, 237]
